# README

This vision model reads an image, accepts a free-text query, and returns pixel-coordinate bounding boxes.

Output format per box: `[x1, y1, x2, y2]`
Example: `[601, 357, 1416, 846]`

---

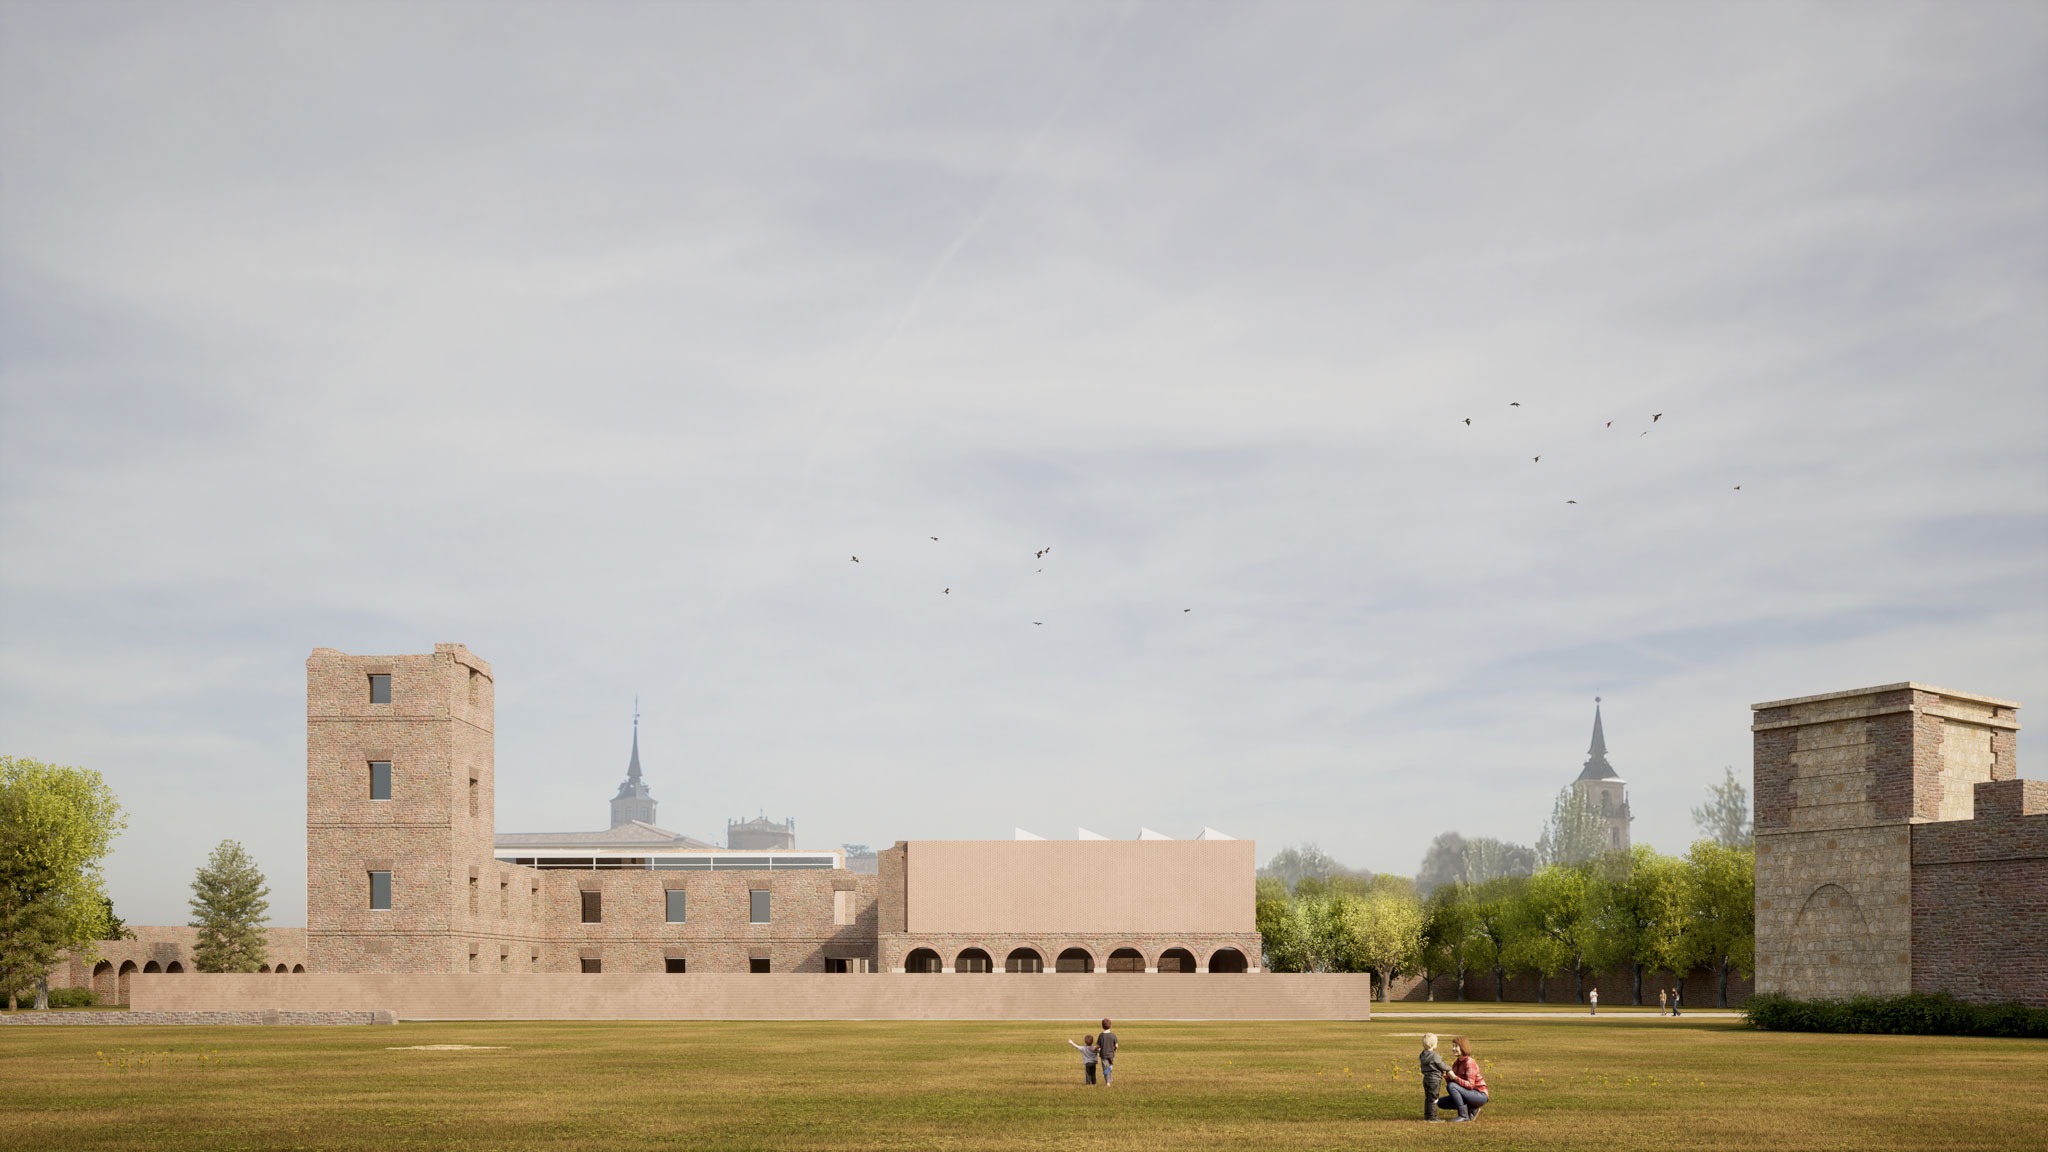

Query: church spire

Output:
[1577, 696, 1618, 781]
[610, 698, 658, 827]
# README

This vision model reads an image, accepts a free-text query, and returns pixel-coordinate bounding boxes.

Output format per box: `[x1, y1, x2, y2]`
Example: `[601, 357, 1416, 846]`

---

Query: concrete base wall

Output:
[129, 972, 1372, 1021]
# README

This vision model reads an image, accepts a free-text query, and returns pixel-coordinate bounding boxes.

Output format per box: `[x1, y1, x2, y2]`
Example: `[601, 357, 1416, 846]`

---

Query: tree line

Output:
[1258, 769, 1758, 1007]
[3, 756, 273, 1007]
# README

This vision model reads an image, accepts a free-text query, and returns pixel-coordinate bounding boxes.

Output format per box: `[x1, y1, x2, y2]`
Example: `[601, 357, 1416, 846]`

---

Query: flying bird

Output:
[1606, 421, 1613, 428]
[1533, 456, 1541, 463]
[1567, 500, 1577, 504]
[850, 556, 860, 563]
[1733, 485, 1742, 490]
[1463, 418, 1471, 426]
[1510, 402, 1521, 407]
[1653, 413, 1663, 422]
[930, 536, 939, 541]
[1033, 621, 1043, 626]
[1640, 431, 1649, 437]
[1183, 608, 1191, 613]
[943, 588, 950, 594]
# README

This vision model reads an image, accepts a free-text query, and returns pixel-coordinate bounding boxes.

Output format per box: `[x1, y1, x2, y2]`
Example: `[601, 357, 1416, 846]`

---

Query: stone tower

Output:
[1752, 683, 2021, 1000]
[1574, 699, 1632, 853]
[305, 643, 496, 972]
[609, 702, 658, 827]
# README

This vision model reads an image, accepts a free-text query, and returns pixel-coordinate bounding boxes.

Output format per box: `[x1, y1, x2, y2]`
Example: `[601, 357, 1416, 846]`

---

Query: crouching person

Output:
[1437, 1035, 1490, 1123]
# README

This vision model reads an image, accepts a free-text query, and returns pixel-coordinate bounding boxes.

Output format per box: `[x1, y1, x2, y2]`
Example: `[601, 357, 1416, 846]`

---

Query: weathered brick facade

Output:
[1754, 683, 2043, 1006]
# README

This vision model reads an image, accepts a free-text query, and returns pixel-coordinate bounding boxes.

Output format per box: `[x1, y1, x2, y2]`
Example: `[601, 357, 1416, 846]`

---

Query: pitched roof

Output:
[495, 820, 717, 851]
[1576, 700, 1625, 782]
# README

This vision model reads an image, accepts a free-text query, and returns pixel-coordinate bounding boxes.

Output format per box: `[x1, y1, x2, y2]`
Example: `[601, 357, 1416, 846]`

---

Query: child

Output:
[1067, 1034, 1099, 1084]
[1418, 1033, 1451, 1121]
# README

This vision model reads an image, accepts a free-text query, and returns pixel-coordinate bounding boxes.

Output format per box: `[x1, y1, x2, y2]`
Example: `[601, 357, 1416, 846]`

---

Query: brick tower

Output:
[305, 644, 497, 972]
[1752, 683, 2021, 1000]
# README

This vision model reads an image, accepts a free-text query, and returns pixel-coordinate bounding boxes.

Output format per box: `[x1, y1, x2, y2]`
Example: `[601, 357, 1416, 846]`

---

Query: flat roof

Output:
[1751, 682, 2019, 711]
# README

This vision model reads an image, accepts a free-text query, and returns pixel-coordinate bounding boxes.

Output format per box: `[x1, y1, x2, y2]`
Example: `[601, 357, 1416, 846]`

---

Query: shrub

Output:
[1745, 992, 2048, 1038]
[45, 987, 98, 1009]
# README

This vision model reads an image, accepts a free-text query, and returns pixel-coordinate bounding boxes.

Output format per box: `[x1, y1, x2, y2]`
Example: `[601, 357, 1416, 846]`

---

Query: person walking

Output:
[1589, 987, 1599, 1016]
[1658, 988, 1669, 1016]
[1097, 1019, 1118, 1085]
[1671, 987, 1682, 1017]
[1066, 1034, 1099, 1084]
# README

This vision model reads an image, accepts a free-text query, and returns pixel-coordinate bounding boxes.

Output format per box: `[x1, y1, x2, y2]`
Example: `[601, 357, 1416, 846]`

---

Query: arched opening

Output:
[955, 948, 993, 973]
[1208, 947, 1249, 974]
[1107, 948, 1145, 973]
[92, 960, 115, 1000]
[1158, 947, 1197, 973]
[1055, 947, 1094, 973]
[292, 964, 304, 974]
[165, 961, 183, 974]
[117, 960, 138, 1004]
[142, 961, 162, 974]
[1005, 948, 1044, 974]
[904, 948, 943, 974]
[276, 965, 289, 975]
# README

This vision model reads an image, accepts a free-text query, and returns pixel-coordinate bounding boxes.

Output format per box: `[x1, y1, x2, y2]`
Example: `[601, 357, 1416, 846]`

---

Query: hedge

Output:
[1744, 992, 2048, 1038]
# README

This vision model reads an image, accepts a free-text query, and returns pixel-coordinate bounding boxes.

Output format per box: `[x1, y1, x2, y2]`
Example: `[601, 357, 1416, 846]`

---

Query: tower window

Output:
[749, 889, 770, 924]
[665, 890, 687, 924]
[369, 674, 391, 704]
[580, 891, 602, 923]
[580, 958, 602, 974]
[468, 776, 479, 818]
[369, 871, 392, 910]
[369, 761, 392, 800]
[749, 957, 771, 973]
[665, 958, 687, 974]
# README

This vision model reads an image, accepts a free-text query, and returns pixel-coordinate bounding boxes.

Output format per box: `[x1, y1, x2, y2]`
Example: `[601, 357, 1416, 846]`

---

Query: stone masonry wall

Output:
[1909, 778, 2048, 1007]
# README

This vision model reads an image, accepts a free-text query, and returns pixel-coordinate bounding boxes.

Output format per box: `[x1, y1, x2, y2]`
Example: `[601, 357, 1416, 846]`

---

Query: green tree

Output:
[1462, 876, 1529, 1002]
[1255, 875, 1298, 970]
[0, 757, 125, 1010]
[1462, 837, 1537, 885]
[1588, 845, 1688, 1005]
[1339, 887, 1425, 1001]
[189, 840, 270, 973]
[1260, 843, 1366, 892]
[1684, 840, 1756, 1006]
[1691, 767, 1754, 849]
[1536, 786, 1608, 866]
[1523, 863, 1596, 1002]
[1418, 884, 1476, 1000]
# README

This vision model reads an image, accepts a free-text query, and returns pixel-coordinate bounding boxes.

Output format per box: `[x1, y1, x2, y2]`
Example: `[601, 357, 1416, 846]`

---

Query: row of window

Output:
[368, 873, 781, 925]
[363, 670, 484, 706]
[364, 761, 479, 817]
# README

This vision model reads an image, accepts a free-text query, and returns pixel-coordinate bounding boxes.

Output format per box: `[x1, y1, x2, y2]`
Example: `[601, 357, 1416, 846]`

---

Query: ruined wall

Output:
[1909, 778, 2048, 1007]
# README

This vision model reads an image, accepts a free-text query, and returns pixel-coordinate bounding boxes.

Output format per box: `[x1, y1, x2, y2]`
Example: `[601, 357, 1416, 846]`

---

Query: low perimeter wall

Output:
[130, 973, 1371, 1021]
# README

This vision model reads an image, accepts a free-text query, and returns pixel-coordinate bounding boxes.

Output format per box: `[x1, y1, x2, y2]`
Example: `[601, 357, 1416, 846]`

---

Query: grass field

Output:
[3, 1014, 2042, 1151]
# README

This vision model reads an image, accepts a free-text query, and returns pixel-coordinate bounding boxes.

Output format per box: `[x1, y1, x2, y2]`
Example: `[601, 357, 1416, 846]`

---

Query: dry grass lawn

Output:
[3, 1014, 2042, 1150]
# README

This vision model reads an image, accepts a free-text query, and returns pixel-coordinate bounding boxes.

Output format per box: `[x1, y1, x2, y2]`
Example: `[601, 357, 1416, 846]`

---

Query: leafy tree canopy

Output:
[0, 757, 126, 1006]
[189, 839, 271, 973]
[1692, 767, 1754, 848]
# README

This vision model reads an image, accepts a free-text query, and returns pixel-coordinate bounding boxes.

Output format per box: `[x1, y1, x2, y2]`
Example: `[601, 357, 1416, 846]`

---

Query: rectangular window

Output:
[368, 674, 391, 704]
[468, 876, 479, 914]
[499, 880, 509, 917]
[369, 761, 392, 800]
[833, 890, 852, 926]
[468, 776, 479, 818]
[749, 957, 771, 974]
[665, 958, 687, 974]
[749, 889, 770, 924]
[467, 949, 479, 973]
[369, 871, 392, 910]
[580, 891, 602, 923]
[580, 958, 602, 974]
[665, 890, 687, 924]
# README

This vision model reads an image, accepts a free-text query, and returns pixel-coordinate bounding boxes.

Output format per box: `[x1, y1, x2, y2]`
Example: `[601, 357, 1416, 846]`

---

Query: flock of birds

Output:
[846, 405, 1736, 626]
[850, 540, 1192, 628]
[1462, 405, 1738, 502]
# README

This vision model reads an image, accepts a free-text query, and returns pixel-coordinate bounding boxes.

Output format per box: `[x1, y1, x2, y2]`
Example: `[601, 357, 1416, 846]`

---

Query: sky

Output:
[2, 1, 2043, 927]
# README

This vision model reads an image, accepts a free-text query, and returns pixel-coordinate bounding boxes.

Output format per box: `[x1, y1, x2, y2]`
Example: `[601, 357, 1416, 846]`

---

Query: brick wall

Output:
[49, 927, 310, 1004]
[1909, 779, 2048, 1007]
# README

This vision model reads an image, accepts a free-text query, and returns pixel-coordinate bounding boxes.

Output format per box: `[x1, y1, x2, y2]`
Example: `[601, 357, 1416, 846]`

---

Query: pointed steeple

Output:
[1577, 697, 1619, 781]
[610, 699, 658, 827]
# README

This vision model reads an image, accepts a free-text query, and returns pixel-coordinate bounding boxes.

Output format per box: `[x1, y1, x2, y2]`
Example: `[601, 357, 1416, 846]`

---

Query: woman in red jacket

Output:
[1439, 1036, 1490, 1122]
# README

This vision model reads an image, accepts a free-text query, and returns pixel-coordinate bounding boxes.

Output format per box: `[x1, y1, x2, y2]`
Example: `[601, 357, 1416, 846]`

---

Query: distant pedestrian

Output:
[1418, 1033, 1452, 1121]
[1659, 988, 1669, 1015]
[1589, 987, 1599, 1016]
[1671, 988, 1682, 1017]
[1097, 1019, 1119, 1084]
[1067, 1034, 1099, 1085]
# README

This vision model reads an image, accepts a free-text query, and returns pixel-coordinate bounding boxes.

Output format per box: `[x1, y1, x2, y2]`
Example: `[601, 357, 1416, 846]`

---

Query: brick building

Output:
[305, 644, 1262, 977]
[1753, 682, 2044, 1007]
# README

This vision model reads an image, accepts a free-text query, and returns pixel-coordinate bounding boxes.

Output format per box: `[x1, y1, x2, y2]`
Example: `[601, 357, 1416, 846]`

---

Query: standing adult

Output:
[1097, 1018, 1118, 1085]
[1671, 987, 1682, 1017]
[1658, 988, 1669, 1016]
[1588, 987, 1599, 1016]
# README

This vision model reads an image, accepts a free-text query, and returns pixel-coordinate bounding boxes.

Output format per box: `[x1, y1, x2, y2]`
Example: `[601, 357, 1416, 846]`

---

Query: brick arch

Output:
[164, 961, 183, 974]
[143, 960, 162, 974]
[1105, 947, 1146, 973]
[1004, 946, 1045, 973]
[292, 964, 305, 974]
[1157, 947, 1198, 973]
[117, 960, 138, 1004]
[92, 960, 115, 1000]
[904, 948, 943, 974]
[1054, 946, 1095, 973]
[1793, 883, 1872, 974]
[1208, 947, 1250, 973]
[954, 948, 994, 973]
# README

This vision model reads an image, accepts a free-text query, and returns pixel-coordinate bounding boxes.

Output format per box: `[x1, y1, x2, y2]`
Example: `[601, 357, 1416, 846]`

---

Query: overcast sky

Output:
[3, 2, 2043, 926]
